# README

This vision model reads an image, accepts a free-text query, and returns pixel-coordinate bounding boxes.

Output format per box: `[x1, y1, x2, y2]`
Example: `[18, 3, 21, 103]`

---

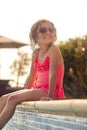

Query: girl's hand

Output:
[40, 96, 53, 101]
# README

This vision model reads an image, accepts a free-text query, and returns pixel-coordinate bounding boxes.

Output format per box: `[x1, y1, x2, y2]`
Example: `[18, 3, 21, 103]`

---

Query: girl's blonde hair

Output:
[29, 19, 57, 49]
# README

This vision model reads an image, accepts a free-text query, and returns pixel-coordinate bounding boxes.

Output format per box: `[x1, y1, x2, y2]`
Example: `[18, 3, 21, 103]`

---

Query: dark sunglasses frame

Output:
[38, 27, 56, 33]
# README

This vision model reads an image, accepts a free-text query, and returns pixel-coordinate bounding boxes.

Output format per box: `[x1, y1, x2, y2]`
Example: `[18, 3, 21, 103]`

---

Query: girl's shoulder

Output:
[48, 44, 64, 66]
[48, 44, 60, 56]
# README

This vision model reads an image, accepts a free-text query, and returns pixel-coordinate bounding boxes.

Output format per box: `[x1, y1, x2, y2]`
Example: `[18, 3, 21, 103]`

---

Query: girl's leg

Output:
[0, 89, 26, 114]
[0, 88, 47, 129]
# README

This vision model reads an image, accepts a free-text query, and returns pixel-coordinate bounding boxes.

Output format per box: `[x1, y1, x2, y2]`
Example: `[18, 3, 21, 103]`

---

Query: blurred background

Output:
[0, 0, 87, 98]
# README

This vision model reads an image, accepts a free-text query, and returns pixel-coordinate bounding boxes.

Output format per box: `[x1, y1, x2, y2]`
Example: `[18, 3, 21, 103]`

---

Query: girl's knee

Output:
[0, 94, 8, 102]
[7, 95, 18, 105]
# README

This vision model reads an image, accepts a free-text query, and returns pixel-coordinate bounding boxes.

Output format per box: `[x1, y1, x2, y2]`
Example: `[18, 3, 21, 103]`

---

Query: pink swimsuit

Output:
[32, 56, 65, 99]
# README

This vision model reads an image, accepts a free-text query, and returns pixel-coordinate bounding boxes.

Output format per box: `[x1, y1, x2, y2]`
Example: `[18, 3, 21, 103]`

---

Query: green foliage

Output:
[58, 35, 87, 98]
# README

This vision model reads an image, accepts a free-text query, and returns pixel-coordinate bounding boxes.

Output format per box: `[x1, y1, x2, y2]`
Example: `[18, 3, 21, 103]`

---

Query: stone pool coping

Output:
[17, 99, 87, 117]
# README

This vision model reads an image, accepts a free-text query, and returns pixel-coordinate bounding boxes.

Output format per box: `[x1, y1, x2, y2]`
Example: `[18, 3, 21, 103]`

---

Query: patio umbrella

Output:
[0, 35, 29, 79]
[0, 35, 28, 48]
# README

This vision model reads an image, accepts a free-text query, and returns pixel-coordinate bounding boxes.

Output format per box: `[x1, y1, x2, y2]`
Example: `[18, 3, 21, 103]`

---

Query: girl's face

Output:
[36, 22, 56, 46]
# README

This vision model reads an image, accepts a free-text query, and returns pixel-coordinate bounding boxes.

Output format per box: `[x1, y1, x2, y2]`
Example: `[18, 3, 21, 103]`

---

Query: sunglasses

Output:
[38, 27, 56, 33]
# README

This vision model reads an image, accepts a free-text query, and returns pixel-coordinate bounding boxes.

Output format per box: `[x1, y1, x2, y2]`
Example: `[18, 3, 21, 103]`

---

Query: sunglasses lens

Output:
[49, 27, 55, 32]
[39, 27, 47, 33]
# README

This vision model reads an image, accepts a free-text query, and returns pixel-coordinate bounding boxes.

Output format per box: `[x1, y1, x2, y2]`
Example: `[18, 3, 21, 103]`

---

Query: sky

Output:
[0, 0, 87, 82]
[0, 0, 87, 43]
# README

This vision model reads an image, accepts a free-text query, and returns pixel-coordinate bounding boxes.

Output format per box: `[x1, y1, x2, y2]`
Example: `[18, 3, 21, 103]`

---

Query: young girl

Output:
[0, 19, 65, 129]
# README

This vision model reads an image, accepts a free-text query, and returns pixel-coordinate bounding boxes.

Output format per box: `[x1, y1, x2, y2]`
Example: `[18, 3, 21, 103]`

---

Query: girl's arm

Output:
[24, 51, 37, 89]
[48, 45, 64, 98]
